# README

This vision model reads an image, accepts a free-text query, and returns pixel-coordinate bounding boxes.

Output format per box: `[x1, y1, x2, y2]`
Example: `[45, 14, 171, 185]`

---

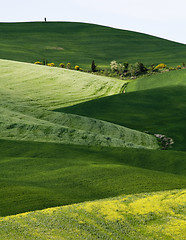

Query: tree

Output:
[91, 60, 96, 72]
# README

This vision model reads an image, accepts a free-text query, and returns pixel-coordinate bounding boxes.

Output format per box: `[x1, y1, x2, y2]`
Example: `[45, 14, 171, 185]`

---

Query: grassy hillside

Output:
[0, 139, 186, 217]
[126, 68, 186, 92]
[1, 21, 186, 238]
[60, 70, 186, 151]
[1, 22, 186, 68]
[0, 59, 158, 149]
[0, 189, 185, 239]
[0, 59, 124, 109]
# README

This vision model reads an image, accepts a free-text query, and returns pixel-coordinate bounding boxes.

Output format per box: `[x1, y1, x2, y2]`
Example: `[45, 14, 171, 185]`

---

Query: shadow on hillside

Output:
[55, 86, 186, 151]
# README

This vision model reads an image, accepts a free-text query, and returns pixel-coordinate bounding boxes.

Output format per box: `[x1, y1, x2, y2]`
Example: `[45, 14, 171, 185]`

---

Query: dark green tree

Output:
[91, 60, 96, 72]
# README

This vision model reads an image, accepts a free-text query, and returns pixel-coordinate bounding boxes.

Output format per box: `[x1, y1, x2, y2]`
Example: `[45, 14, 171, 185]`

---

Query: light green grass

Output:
[0, 139, 185, 217]
[0, 189, 185, 239]
[126, 68, 186, 92]
[0, 59, 124, 109]
[1, 22, 186, 69]
[0, 59, 158, 149]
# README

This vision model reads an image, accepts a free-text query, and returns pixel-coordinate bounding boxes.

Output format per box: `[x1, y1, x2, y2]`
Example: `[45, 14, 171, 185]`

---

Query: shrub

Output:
[74, 65, 80, 70]
[128, 64, 136, 77]
[136, 62, 147, 73]
[128, 62, 147, 77]
[155, 63, 167, 69]
[79, 68, 83, 71]
[47, 63, 55, 67]
[176, 65, 182, 70]
[34, 61, 42, 65]
[66, 63, 71, 69]
[59, 63, 65, 68]
[123, 62, 129, 72]
[118, 63, 125, 75]
[110, 60, 118, 72]
[169, 67, 176, 71]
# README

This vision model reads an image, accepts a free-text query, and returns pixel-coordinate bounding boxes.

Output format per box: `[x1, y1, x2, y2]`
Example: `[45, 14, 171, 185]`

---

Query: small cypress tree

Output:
[91, 60, 96, 72]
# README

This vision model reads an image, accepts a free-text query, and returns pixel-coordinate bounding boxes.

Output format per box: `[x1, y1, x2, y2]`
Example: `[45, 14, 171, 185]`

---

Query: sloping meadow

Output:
[0, 59, 158, 149]
[0, 189, 185, 239]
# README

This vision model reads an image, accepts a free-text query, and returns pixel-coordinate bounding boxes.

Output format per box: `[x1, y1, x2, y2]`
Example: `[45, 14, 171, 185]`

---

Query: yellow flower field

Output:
[0, 189, 185, 239]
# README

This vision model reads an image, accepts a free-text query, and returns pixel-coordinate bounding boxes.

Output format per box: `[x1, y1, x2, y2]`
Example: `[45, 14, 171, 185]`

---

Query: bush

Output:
[169, 67, 176, 71]
[128, 62, 147, 77]
[34, 61, 43, 65]
[123, 62, 129, 72]
[155, 63, 167, 69]
[176, 65, 182, 70]
[59, 63, 65, 68]
[47, 63, 55, 67]
[110, 60, 118, 72]
[74, 65, 80, 70]
[66, 63, 71, 69]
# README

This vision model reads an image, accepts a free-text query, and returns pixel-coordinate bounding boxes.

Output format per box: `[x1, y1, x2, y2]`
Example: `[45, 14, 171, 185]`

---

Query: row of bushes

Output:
[34, 61, 83, 71]
[103, 61, 186, 79]
[34, 60, 186, 79]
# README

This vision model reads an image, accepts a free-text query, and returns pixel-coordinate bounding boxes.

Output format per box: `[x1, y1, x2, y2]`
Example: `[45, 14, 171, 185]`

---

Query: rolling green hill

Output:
[1, 22, 186, 69]
[0, 189, 185, 239]
[0, 59, 158, 149]
[1, 21, 186, 239]
[0, 60, 185, 217]
[0, 139, 185, 217]
[60, 70, 186, 151]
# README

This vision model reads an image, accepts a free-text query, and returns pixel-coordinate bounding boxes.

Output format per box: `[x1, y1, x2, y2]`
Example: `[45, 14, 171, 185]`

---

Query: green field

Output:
[1, 22, 186, 69]
[0, 21, 186, 239]
[60, 70, 186, 151]
[0, 189, 185, 239]
[0, 59, 158, 149]
[0, 139, 185, 217]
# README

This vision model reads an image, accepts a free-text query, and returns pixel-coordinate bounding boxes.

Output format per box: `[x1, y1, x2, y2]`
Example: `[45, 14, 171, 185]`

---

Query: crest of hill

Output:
[0, 22, 186, 68]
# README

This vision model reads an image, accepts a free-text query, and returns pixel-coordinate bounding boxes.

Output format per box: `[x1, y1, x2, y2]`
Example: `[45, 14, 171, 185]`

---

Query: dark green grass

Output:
[59, 86, 186, 151]
[0, 139, 186, 217]
[1, 22, 186, 69]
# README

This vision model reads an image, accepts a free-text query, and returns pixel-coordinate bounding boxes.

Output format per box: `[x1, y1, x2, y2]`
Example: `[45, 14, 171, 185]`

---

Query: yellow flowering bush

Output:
[59, 63, 65, 68]
[47, 63, 55, 67]
[34, 61, 42, 65]
[176, 65, 182, 70]
[74, 65, 80, 70]
[155, 63, 167, 69]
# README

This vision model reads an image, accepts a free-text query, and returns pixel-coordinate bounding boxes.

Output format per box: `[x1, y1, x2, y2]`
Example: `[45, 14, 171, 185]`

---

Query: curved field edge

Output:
[0, 106, 159, 149]
[59, 85, 186, 151]
[0, 189, 185, 240]
[0, 139, 186, 217]
[0, 59, 125, 109]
